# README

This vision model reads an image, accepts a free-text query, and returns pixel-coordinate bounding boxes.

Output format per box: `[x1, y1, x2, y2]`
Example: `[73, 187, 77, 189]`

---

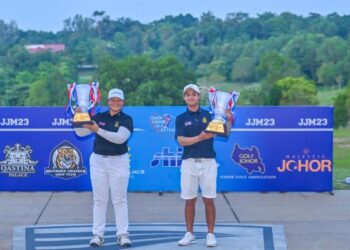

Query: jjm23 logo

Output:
[45, 141, 86, 179]
[277, 149, 332, 173]
[0, 143, 38, 177]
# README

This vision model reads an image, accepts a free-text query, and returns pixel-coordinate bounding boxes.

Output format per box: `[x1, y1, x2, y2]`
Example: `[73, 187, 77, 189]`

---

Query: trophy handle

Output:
[229, 91, 240, 110]
[208, 87, 216, 114]
[87, 81, 100, 111]
[227, 91, 240, 123]
[66, 83, 77, 116]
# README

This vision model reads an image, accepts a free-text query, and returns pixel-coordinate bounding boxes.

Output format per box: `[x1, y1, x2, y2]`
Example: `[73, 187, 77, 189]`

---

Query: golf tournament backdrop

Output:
[0, 106, 333, 192]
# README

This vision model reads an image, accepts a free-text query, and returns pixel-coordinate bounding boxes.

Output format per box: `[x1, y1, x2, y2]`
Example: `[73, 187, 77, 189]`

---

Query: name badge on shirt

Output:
[185, 121, 192, 126]
[114, 121, 119, 128]
[202, 117, 208, 124]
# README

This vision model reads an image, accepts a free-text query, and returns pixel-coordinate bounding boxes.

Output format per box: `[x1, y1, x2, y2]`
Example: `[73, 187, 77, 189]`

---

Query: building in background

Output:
[25, 44, 65, 54]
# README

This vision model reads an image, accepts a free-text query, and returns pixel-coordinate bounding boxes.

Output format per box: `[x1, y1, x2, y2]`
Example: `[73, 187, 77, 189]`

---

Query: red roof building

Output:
[25, 44, 65, 54]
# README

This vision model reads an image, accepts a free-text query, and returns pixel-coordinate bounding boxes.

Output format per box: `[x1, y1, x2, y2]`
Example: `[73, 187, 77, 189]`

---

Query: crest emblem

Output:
[45, 141, 86, 179]
[202, 117, 208, 124]
[0, 143, 38, 177]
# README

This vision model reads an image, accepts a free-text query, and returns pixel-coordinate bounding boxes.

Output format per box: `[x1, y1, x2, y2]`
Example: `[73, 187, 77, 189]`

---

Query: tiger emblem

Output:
[54, 146, 79, 169]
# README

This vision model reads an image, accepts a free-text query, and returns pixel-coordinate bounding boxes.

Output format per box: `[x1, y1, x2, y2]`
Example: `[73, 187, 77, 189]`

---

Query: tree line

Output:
[0, 11, 349, 127]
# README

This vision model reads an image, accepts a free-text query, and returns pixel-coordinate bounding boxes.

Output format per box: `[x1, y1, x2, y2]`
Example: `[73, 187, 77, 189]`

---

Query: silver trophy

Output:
[205, 87, 239, 137]
[66, 82, 100, 127]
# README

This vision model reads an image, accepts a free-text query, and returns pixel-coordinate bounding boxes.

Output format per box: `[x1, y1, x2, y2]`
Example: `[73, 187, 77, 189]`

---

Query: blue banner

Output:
[0, 106, 333, 191]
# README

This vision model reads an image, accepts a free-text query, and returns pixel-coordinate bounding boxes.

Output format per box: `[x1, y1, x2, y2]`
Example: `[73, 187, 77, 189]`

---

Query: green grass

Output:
[317, 87, 342, 106]
[333, 129, 350, 190]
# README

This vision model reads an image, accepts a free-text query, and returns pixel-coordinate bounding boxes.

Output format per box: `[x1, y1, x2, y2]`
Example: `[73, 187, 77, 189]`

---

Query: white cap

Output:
[108, 88, 124, 100]
[183, 83, 200, 94]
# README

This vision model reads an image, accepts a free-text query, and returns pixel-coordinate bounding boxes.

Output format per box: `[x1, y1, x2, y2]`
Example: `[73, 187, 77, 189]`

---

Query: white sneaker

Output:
[206, 233, 217, 247]
[117, 233, 131, 248]
[178, 232, 195, 246]
[89, 235, 104, 247]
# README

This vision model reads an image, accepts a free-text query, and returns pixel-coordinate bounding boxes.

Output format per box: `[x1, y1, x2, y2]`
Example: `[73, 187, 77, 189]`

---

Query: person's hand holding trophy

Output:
[66, 82, 100, 127]
[205, 87, 239, 137]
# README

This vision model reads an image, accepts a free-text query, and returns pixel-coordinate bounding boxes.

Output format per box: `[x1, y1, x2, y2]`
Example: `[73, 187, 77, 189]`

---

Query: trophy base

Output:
[72, 113, 93, 127]
[205, 121, 229, 137]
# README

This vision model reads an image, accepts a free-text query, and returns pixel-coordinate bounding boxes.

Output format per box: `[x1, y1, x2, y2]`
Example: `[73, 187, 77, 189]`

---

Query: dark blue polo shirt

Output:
[92, 110, 133, 156]
[175, 107, 216, 159]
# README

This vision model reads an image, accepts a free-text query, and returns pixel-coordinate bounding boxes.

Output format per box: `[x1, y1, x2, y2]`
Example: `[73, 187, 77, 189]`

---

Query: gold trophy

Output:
[66, 82, 100, 127]
[205, 87, 239, 137]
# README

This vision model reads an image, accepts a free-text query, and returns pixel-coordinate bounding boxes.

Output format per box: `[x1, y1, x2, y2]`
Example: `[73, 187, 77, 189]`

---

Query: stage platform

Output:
[1, 191, 350, 250]
[13, 223, 286, 250]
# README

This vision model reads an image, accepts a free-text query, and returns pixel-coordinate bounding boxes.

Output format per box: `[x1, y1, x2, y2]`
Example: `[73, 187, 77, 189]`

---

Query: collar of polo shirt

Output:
[187, 107, 201, 114]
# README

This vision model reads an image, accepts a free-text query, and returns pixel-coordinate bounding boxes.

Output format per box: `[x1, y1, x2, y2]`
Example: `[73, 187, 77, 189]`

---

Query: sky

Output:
[1, 0, 350, 32]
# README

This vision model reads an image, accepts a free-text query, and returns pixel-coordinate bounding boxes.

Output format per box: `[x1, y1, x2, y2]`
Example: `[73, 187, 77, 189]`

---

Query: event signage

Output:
[0, 106, 333, 192]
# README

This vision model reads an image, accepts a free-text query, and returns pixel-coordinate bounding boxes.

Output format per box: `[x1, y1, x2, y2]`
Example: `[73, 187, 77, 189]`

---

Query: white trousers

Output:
[90, 152, 130, 237]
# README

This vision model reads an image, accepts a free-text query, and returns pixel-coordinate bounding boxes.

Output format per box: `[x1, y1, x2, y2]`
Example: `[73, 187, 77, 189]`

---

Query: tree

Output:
[63, 14, 95, 33]
[2, 71, 35, 106]
[258, 51, 301, 84]
[4, 11, 350, 107]
[334, 85, 350, 128]
[197, 11, 223, 45]
[25, 62, 75, 106]
[3, 84, 29, 106]
[242, 18, 262, 39]
[307, 15, 338, 36]
[258, 51, 301, 104]
[0, 20, 19, 49]
[237, 86, 264, 106]
[317, 62, 344, 89]
[71, 40, 94, 65]
[0, 66, 14, 103]
[275, 77, 318, 105]
[282, 33, 323, 80]
[190, 45, 213, 67]
[224, 12, 250, 41]
[196, 59, 228, 82]
[92, 10, 106, 38]
[97, 55, 195, 105]
[317, 36, 347, 64]
[231, 56, 256, 82]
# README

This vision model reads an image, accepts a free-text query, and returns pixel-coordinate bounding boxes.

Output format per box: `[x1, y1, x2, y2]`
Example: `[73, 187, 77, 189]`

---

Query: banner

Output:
[0, 106, 333, 191]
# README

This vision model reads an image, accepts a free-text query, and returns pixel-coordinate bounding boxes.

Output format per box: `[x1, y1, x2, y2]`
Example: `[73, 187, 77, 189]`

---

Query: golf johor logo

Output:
[231, 144, 266, 174]
[151, 147, 183, 167]
[45, 141, 86, 179]
[150, 114, 175, 133]
[0, 143, 38, 177]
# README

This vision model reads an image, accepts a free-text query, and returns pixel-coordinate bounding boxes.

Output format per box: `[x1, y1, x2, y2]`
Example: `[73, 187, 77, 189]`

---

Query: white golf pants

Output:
[90, 152, 130, 237]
